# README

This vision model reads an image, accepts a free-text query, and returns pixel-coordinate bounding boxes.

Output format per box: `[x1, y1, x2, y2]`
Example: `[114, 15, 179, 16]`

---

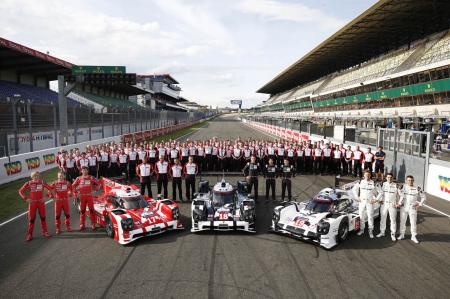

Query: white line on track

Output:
[0, 200, 53, 228]
[423, 204, 450, 218]
[0, 122, 208, 229]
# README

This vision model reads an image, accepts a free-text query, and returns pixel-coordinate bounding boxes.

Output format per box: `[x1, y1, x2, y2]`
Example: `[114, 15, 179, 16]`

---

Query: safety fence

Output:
[0, 118, 209, 185]
[0, 101, 211, 155]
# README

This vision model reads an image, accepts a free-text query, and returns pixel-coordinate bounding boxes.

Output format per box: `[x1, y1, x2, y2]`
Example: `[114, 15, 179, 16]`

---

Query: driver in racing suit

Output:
[398, 175, 426, 244]
[49, 171, 73, 234]
[376, 173, 399, 241]
[72, 167, 101, 231]
[18, 171, 52, 241]
[352, 170, 380, 238]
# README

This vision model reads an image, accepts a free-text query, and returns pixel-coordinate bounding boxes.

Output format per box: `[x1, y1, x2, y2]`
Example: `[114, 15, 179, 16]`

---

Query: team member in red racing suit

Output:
[18, 171, 52, 241]
[49, 171, 73, 234]
[72, 167, 101, 231]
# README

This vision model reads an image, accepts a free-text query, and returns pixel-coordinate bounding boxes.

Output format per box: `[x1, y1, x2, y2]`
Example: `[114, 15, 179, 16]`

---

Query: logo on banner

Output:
[439, 175, 450, 194]
[43, 154, 56, 165]
[25, 157, 40, 170]
[4, 161, 22, 175]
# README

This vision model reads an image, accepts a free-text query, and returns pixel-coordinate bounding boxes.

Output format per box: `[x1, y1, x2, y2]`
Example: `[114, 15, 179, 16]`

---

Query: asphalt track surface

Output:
[1, 115, 449, 299]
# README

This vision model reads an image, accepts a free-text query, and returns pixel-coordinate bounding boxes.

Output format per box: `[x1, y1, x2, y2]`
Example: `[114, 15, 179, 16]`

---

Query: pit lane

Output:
[0, 115, 449, 299]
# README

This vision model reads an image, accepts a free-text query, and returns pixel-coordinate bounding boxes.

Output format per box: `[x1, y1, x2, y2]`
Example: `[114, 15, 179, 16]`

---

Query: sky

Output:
[0, 0, 378, 108]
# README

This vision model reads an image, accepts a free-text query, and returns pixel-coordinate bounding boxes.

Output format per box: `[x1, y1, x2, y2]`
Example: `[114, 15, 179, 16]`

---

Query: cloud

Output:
[236, 0, 345, 30]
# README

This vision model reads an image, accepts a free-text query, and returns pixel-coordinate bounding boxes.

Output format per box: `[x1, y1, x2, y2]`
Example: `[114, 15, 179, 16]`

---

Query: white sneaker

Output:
[369, 230, 374, 239]
[391, 234, 396, 241]
[397, 234, 405, 240]
[357, 230, 364, 236]
[376, 232, 385, 238]
[411, 236, 419, 244]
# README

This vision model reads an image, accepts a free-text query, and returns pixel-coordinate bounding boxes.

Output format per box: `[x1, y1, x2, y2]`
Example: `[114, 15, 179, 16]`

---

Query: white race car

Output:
[191, 179, 256, 233]
[269, 186, 380, 249]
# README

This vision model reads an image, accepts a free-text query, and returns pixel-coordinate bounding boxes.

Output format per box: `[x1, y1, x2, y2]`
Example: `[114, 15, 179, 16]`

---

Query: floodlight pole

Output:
[58, 75, 76, 146]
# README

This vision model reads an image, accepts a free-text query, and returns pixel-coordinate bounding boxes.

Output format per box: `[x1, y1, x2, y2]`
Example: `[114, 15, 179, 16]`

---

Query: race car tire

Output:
[106, 217, 115, 238]
[337, 219, 349, 243]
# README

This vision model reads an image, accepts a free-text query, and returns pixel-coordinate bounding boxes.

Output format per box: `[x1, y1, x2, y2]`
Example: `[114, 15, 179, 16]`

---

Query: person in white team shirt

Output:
[352, 170, 380, 238]
[184, 156, 198, 201]
[170, 158, 183, 202]
[398, 175, 426, 244]
[155, 155, 169, 198]
[136, 157, 153, 197]
[376, 173, 400, 241]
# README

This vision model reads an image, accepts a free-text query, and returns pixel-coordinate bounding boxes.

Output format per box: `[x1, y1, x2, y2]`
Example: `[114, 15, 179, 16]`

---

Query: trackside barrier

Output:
[0, 119, 207, 185]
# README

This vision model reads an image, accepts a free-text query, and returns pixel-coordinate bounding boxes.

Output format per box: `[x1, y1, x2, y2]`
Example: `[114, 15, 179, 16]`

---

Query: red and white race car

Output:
[84, 178, 183, 245]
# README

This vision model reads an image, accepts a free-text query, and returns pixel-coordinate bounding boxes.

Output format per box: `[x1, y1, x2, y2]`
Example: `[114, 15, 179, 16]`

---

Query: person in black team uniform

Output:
[264, 158, 278, 202]
[374, 146, 386, 182]
[280, 158, 295, 201]
[242, 155, 260, 201]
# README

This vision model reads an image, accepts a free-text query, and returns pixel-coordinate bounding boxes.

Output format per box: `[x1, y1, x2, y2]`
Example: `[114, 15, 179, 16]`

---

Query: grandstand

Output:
[133, 74, 188, 111]
[254, 0, 450, 133]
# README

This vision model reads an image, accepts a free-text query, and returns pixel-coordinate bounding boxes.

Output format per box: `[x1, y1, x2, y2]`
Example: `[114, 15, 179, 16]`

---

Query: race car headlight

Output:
[193, 208, 205, 221]
[317, 220, 330, 235]
[172, 207, 179, 220]
[272, 209, 280, 222]
[121, 218, 134, 231]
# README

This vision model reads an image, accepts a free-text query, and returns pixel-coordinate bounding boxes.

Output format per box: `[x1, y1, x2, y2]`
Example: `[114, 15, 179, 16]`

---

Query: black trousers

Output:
[364, 162, 373, 173]
[333, 158, 341, 175]
[157, 174, 168, 198]
[140, 176, 152, 197]
[354, 161, 363, 178]
[172, 177, 183, 201]
[281, 178, 292, 201]
[265, 178, 276, 200]
[211, 156, 218, 171]
[99, 162, 108, 178]
[185, 174, 196, 201]
[120, 163, 128, 180]
[110, 163, 118, 177]
[304, 157, 313, 173]
[129, 161, 137, 180]
[343, 160, 352, 175]
[323, 157, 331, 174]
[247, 176, 258, 199]
[89, 166, 98, 178]
[197, 156, 204, 172]
[313, 159, 322, 174]
[205, 154, 212, 171]
[66, 168, 78, 182]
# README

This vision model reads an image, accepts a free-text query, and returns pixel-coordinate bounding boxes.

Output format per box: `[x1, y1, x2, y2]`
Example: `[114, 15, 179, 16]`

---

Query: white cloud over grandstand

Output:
[236, 0, 345, 30]
[0, 0, 376, 107]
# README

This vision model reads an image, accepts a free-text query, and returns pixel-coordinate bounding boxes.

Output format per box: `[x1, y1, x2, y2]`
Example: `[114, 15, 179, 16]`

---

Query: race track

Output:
[1, 115, 449, 299]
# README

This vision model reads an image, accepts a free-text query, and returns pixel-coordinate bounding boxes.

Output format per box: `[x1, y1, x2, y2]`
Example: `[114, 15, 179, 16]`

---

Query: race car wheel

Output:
[106, 217, 115, 239]
[337, 219, 349, 243]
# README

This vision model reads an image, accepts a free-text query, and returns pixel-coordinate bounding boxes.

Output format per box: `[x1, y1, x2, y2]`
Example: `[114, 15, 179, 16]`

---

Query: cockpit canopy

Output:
[108, 194, 149, 210]
[212, 191, 235, 207]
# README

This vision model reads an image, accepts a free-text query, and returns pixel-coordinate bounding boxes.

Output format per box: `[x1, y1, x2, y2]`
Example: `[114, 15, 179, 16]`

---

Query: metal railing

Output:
[0, 100, 211, 156]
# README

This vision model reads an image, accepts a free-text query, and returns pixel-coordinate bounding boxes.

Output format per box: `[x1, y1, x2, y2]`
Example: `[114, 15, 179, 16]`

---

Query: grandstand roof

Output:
[0, 37, 73, 80]
[138, 74, 179, 84]
[257, 0, 450, 94]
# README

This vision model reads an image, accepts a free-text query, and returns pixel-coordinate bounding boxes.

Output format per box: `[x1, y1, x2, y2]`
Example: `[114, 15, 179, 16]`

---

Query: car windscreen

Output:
[212, 192, 234, 207]
[122, 196, 149, 210]
[305, 200, 332, 213]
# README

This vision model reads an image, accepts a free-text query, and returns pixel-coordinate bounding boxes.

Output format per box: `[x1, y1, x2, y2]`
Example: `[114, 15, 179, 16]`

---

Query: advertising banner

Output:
[426, 163, 450, 201]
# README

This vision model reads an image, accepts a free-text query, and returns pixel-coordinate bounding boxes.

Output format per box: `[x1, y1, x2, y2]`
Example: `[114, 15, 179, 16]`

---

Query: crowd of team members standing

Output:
[18, 137, 424, 244]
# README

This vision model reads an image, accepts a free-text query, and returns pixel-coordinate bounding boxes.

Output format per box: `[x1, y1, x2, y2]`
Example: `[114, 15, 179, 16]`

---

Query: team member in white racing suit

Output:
[352, 170, 380, 238]
[398, 175, 426, 244]
[376, 173, 399, 241]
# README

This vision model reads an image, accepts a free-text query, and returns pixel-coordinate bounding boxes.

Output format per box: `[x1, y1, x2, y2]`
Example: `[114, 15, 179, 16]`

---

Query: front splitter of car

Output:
[118, 220, 184, 245]
[191, 220, 256, 233]
[269, 223, 336, 249]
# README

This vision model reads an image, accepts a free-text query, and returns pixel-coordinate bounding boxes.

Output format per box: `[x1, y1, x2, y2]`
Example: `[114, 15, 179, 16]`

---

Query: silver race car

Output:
[191, 179, 256, 233]
[269, 186, 380, 249]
